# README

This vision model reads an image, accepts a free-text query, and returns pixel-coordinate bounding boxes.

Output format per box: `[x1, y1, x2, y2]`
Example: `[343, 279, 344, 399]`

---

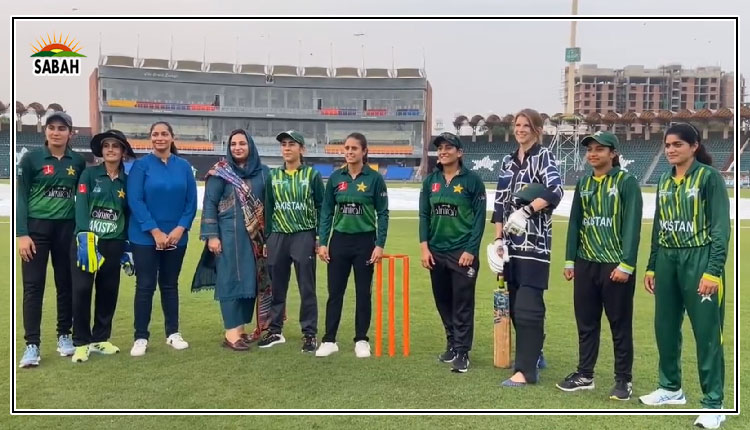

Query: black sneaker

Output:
[257, 332, 286, 349]
[301, 336, 317, 353]
[438, 347, 457, 363]
[609, 380, 633, 401]
[451, 352, 470, 373]
[556, 372, 595, 391]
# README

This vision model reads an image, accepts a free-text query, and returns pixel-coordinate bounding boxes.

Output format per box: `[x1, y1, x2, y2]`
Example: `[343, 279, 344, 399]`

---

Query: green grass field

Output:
[3, 215, 747, 429]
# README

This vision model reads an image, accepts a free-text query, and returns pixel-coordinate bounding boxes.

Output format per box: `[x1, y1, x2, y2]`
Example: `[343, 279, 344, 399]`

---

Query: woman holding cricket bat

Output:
[193, 129, 270, 351]
[489, 108, 563, 387]
[419, 132, 486, 374]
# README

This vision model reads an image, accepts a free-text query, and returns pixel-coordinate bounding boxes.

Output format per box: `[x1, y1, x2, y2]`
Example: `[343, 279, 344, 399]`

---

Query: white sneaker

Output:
[315, 342, 339, 357]
[354, 340, 371, 358]
[130, 339, 148, 357]
[166, 333, 189, 350]
[694, 413, 726, 429]
[639, 388, 687, 406]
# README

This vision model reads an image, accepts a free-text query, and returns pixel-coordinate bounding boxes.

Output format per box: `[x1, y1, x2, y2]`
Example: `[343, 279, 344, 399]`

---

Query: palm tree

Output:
[469, 115, 485, 142]
[453, 115, 468, 134]
[485, 114, 501, 142]
[638, 110, 655, 140]
[46, 103, 64, 113]
[693, 108, 713, 141]
[712, 108, 733, 140]
[27, 102, 46, 132]
[15, 101, 27, 130]
[602, 111, 620, 133]
[655, 110, 673, 137]
[583, 112, 602, 134]
[620, 112, 638, 141]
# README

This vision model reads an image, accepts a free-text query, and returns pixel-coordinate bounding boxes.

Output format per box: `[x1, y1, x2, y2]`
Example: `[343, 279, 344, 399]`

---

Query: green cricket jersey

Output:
[646, 160, 731, 280]
[565, 167, 643, 274]
[264, 164, 325, 234]
[419, 166, 487, 256]
[318, 164, 389, 247]
[75, 164, 128, 240]
[17, 145, 86, 236]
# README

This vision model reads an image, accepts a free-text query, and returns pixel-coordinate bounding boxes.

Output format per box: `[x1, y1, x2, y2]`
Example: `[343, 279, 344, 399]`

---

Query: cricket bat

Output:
[493, 273, 511, 368]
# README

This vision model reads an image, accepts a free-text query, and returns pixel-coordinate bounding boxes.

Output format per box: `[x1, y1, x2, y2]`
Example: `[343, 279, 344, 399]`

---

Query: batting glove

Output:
[120, 241, 135, 276]
[503, 205, 534, 236]
[76, 231, 105, 273]
[487, 238, 510, 273]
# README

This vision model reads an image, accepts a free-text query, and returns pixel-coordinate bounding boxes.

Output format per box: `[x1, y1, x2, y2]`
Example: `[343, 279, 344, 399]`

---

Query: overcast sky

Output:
[3, 0, 748, 131]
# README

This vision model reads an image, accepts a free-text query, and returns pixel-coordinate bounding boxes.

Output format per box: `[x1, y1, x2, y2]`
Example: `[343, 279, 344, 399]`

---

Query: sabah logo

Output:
[31, 33, 85, 76]
[431, 183, 441, 192]
[337, 182, 348, 191]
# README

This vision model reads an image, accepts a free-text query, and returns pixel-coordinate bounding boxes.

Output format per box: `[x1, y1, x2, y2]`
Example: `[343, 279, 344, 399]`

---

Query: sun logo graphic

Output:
[31, 33, 85, 76]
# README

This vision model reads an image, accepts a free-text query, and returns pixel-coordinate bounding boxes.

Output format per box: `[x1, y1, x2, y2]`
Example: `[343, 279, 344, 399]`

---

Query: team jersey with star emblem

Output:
[75, 164, 129, 240]
[318, 164, 389, 247]
[419, 166, 486, 256]
[646, 160, 730, 278]
[564, 167, 643, 273]
[264, 164, 325, 234]
[16, 145, 86, 236]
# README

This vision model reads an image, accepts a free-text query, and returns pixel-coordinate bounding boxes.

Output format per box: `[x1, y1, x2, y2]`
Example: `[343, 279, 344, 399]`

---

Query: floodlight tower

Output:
[550, 0, 584, 185]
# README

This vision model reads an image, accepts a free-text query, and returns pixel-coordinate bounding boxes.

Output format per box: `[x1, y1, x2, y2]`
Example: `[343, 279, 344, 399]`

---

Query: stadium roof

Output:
[239, 63, 266, 75]
[271, 65, 298, 76]
[174, 60, 203, 72]
[207, 62, 234, 73]
[395, 68, 423, 78]
[101, 55, 135, 67]
[364, 68, 390, 78]
[335, 67, 360, 78]
[140, 58, 170, 70]
[303, 66, 329, 77]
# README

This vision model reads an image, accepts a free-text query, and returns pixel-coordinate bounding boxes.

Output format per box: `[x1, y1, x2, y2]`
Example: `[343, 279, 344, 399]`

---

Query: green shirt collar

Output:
[340, 164, 373, 176]
[591, 166, 621, 178]
[91, 163, 126, 182]
[42, 144, 73, 159]
[671, 159, 703, 179]
[282, 162, 305, 171]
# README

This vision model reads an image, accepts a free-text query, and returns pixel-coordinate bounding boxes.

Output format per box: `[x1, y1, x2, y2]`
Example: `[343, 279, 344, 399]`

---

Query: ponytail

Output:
[170, 142, 179, 155]
[612, 153, 621, 167]
[694, 143, 713, 166]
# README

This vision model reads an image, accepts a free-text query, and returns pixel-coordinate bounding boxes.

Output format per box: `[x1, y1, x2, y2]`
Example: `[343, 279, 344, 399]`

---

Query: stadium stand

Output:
[313, 163, 334, 179]
[0, 129, 9, 178]
[383, 166, 413, 180]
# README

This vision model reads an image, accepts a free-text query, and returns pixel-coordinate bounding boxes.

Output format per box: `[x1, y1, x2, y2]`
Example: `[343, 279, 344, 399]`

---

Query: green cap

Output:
[581, 130, 618, 149]
[432, 132, 463, 150]
[276, 130, 305, 146]
[513, 182, 547, 204]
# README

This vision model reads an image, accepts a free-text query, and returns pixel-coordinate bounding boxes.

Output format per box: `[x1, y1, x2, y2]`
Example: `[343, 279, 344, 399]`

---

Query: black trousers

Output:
[429, 250, 478, 353]
[322, 231, 375, 343]
[574, 258, 635, 382]
[70, 238, 125, 346]
[132, 245, 187, 340]
[266, 230, 318, 336]
[22, 218, 75, 346]
[508, 282, 546, 383]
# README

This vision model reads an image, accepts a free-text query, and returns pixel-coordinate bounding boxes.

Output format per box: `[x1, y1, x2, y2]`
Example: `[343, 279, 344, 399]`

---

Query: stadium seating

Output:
[0, 129, 9, 178]
[313, 164, 334, 179]
[129, 139, 215, 151]
[383, 166, 413, 180]
[324, 144, 413, 155]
